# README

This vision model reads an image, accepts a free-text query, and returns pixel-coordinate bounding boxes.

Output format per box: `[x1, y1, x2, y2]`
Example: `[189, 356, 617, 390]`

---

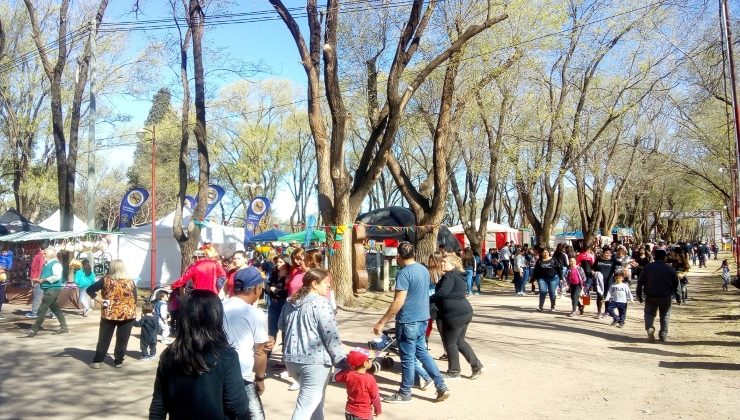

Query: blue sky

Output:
[103, 1, 314, 220]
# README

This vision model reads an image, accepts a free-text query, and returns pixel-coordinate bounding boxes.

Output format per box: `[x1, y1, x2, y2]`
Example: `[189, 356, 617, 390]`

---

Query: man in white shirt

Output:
[223, 266, 273, 420]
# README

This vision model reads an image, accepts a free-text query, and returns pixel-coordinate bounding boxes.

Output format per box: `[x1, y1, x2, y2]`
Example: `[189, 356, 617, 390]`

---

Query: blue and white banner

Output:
[243, 196, 271, 245]
[184, 195, 196, 209]
[304, 215, 317, 247]
[205, 185, 226, 218]
[118, 187, 150, 228]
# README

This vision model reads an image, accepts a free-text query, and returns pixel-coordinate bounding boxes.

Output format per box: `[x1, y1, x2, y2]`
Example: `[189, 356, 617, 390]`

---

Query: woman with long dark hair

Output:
[267, 255, 290, 340]
[434, 254, 483, 380]
[149, 290, 248, 419]
[279, 269, 346, 420]
[533, 248, 563, 312]
[462, 248, 475, 296]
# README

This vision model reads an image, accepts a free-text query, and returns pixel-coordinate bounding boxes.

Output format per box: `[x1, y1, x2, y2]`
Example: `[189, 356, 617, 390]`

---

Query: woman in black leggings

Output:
[433, 254, 483, 380]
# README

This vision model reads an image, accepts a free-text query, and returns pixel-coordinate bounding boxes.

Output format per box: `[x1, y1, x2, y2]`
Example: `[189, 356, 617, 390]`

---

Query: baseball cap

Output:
[233, 266, 264, 292]
[346, 349, 370, 369]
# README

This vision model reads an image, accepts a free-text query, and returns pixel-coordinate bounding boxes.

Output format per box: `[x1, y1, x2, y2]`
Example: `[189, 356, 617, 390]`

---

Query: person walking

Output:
[533, 248, 563, 312]
[434, 254, 484, 380]
[636, 249, 681, 342]
[499, 244, 512, 283]
[280, 268, 347, 420]
[87, 259, 137, 368]
[373, 242, 450, 404]
[223, 266, 272, 420]
[25, 248, 68, 336]
[73, 259, 96, 317]
[513, 249, 527, 296]
[462, 248, 475, 296]
[149, 290, 248, 419]
[593, 249, 617, 319]
[25, 241, 49, 319]
[565, 257, 586, 317]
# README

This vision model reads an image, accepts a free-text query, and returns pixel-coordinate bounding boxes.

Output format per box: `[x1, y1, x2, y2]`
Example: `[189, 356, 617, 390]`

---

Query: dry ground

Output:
[1, 253, 738, 420]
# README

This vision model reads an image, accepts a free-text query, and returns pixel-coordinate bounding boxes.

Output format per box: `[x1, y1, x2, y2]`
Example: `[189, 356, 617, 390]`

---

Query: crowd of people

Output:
[5, 235, 729, 419]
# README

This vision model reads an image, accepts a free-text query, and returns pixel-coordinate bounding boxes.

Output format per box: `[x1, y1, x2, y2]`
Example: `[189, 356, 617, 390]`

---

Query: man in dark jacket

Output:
[636, 249, 681, 342]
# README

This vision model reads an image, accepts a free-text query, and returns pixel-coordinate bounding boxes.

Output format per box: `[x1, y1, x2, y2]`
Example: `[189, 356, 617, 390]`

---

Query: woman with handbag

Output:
[86, 259, 137, 368]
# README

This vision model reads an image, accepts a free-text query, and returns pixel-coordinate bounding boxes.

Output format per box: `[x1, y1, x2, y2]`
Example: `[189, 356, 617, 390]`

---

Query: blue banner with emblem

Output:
[205, 185, 226, 218]
[243, 196, 271, 245]
[118, 187, 150, 228]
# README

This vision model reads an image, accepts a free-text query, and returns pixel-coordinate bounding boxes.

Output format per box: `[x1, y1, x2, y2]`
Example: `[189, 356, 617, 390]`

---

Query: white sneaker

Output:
[288, 381, 300, 391]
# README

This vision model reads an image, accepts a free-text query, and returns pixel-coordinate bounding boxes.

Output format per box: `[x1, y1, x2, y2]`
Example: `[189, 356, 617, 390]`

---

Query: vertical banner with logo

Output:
[118, 187, 150, 228]
[243, 196, 271, 245]
[304, 215, 317, 247]
[204, 185, 226, 218]
[183, 195, 196, 209]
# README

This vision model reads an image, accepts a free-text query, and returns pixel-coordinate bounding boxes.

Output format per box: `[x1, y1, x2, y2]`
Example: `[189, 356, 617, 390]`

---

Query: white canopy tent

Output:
[448, 219, 522, 251]
[38, 210, 89, 231]
[114, 209, 245, 288]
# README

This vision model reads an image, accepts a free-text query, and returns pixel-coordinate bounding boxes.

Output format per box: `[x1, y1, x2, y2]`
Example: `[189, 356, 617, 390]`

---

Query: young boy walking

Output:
[335, 349, 382, 420]
[605, 273, 634, 328]
[135, 302, 159, 360]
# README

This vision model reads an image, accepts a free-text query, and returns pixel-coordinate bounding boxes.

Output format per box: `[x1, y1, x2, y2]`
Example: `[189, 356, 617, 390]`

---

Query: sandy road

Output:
[1, 253, 738, 419]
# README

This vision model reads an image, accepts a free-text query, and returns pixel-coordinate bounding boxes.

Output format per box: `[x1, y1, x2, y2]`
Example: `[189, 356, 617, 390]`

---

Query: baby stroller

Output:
[368, 327, 399, 369]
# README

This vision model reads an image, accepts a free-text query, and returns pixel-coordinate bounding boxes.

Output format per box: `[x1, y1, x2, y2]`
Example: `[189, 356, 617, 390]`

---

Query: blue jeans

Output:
[415, 359, 431, 383]
[464, 269, 474, 295]
[397, 320, 446, 396]
[472, 273, 481, 293]
[267, 299, 286, 339]
[537, 276, 559, 309]
[286, 362, 331, 420]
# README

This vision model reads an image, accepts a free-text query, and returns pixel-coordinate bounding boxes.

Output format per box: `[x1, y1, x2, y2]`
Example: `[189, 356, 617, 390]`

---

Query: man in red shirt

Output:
[26, 242, 50, 318]
[171, 249, 227, 294]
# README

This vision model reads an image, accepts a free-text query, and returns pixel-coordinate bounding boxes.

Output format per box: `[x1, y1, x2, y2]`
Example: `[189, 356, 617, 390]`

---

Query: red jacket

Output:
[29, 250, 45, 280]
[335, 370, 381, 418]
[171, 259, 226, 294]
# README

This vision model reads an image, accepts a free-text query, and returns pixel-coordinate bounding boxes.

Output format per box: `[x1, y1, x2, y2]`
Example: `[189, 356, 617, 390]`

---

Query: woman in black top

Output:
[434, 254, 483, 380]
[267, 256, 289, 340]
[149, 290, 248, 420]
[633, 247, 651, 280]
[592, 248, 617, 319]
[533, 249, 563, 312]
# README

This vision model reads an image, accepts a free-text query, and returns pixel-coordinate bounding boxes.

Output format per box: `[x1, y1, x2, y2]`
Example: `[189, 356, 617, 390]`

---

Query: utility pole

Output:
[150, 125, 157, 290]
[720, 0, 740, 273]
[86, 19, 96, 262]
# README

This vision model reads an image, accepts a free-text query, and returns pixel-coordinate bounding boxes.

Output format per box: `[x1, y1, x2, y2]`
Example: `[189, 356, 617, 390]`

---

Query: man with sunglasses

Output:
[373, 242, 450, 404]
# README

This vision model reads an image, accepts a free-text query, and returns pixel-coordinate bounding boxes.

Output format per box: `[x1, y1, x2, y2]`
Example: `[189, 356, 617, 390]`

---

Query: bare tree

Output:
[170, 0, 210, 273]
[23, 0, 110, 231]
[270, 0, 507, 304]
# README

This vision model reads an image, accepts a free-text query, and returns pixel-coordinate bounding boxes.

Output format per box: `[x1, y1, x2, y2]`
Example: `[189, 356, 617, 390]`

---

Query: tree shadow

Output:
[715, 331, 740, 337]
[710, 315, 740, 321]
[658, 361, 740, 371]
[608, 346, 714, 358]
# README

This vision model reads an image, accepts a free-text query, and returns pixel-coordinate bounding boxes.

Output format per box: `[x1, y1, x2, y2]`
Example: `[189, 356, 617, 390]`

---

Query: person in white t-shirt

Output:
[223, 266, 274, 420]
[499, 245, 512, 281]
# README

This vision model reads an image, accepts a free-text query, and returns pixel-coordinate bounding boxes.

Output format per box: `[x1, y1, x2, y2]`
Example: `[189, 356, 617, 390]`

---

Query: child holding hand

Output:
[335, 349, 382, 420]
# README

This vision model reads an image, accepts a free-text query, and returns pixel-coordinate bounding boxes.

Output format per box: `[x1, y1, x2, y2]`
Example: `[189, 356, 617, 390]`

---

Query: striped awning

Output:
[0, 229, 123, 243]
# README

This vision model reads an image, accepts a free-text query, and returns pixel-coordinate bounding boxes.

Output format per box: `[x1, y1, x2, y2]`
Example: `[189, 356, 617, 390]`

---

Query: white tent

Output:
[448, 219, 522, 252]
[114, 208, 245, 288]
[38, 210, 89, 231]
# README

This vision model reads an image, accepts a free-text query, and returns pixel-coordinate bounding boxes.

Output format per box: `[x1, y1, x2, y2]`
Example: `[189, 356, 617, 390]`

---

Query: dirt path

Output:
[1, 253, 738, 419]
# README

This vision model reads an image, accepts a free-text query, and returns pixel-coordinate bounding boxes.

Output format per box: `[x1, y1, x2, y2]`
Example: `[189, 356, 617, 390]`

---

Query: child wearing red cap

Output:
[335, 349, 382, 420]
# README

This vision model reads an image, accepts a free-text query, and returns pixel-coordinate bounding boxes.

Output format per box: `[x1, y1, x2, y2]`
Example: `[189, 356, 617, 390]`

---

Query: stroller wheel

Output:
[381, 357, 394, 369]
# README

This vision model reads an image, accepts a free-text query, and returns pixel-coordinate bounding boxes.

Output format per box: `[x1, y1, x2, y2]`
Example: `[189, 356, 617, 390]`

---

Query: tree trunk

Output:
[416, 225, 440, 263]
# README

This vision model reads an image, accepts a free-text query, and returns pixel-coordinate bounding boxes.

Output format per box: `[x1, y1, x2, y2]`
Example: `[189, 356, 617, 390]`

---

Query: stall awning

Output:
[0, 229, 123, 243]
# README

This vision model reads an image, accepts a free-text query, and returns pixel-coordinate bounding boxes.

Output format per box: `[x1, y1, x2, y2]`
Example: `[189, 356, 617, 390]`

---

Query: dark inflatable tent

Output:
[0, 208, 50, 236]
[355, 206, 460, 251]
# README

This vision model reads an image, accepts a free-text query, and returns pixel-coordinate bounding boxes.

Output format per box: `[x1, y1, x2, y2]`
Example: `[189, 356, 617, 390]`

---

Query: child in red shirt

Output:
[335, 349, 382, 420]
